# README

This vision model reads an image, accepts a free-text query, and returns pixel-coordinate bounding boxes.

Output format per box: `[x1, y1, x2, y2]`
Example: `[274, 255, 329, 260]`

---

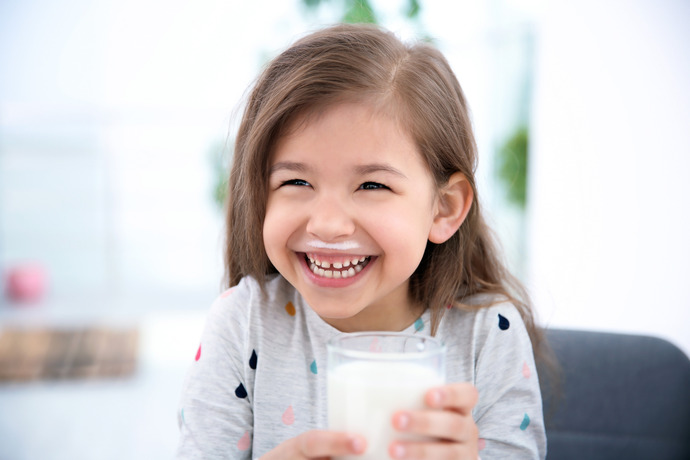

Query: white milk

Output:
[328, 360, 445, 460]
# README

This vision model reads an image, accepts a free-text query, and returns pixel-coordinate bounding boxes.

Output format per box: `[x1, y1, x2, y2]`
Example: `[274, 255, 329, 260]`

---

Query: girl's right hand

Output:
[260, 430, 367, 460]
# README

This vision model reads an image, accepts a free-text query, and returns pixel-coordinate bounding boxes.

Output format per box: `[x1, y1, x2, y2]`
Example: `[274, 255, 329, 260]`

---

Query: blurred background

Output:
[0, 0, 688, 458]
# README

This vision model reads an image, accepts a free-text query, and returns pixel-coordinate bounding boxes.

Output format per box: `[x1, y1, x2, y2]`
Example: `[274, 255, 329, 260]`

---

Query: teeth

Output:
[308, 255, 369, 278]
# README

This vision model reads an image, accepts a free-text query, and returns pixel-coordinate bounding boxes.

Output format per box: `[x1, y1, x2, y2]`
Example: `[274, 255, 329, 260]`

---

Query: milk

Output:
[328, 360, 445, 460]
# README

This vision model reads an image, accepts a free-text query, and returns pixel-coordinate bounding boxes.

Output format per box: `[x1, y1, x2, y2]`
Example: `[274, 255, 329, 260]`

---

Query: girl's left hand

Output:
[389, 382, 479, 459]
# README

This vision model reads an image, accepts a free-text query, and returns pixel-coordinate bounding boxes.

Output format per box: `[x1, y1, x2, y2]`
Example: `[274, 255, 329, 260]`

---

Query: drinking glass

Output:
[327, 332, 446, 460]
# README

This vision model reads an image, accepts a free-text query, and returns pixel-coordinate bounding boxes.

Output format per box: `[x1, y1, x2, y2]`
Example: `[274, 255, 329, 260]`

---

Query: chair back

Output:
[539, 329, 690, 460]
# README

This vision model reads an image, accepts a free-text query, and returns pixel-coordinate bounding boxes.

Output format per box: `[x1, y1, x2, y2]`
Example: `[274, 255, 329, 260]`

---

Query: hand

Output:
[260, 430, 367, 460]
[389, 383, 479, 460]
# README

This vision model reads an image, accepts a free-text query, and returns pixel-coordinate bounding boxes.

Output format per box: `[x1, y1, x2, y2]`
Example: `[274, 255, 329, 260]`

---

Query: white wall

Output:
[528, 0, 690, 355]
[0, 0, 306, 298]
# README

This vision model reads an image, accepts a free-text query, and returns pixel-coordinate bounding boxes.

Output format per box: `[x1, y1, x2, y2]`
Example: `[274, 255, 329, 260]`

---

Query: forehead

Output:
[272, 102, 418, 162]
[279, 93, 410, 141]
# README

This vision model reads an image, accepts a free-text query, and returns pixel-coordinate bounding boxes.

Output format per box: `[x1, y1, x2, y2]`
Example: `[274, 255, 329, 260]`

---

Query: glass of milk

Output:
[327, 332, 446, 460]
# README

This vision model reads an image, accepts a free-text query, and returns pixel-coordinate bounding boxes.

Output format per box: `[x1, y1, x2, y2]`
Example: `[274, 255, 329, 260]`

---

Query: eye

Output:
[359, 181, 389, 191]
[281, 179, 311, 187]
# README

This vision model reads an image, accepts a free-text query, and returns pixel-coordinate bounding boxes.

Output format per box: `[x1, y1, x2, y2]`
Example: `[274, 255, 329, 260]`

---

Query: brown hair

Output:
[224, 23, 546, 359]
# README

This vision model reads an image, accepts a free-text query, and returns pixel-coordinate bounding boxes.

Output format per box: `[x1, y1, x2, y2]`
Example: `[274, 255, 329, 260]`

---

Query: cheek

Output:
[262, 203, 283, 256]
[375, 198, 435, 238]
[369, 203, 433, 259]
[263, 200, 300, 257]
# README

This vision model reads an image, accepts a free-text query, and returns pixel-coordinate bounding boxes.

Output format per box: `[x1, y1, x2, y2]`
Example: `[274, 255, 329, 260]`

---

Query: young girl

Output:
[176, 24, 546, 460]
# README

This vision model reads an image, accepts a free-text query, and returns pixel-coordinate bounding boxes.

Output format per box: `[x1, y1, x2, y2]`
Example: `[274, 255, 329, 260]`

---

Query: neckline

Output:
[301, 296, 431, 338]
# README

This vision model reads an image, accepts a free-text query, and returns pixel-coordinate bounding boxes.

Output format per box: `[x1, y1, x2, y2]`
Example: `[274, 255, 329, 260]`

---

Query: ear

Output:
[428, 172, 474, 244]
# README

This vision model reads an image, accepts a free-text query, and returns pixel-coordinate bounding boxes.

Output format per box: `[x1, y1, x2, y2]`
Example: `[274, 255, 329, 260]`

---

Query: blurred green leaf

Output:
[302, 0, 324, 9]
[301, 0, 424, 26]
[209, 140, 232, 211]
[343, 0, 377, 24]
[406, 0, 420, 18]
[497, 126, 528, 209]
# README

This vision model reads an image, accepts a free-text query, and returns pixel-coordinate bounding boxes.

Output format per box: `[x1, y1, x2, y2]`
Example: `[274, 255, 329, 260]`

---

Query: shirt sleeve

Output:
[175, 282, 255, 460]
[472, 304, 547, 459]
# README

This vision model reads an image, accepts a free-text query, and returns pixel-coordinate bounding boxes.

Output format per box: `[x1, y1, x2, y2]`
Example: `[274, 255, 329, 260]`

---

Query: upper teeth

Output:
[307, 255, 369, 278]
[308, 256, 367, 268]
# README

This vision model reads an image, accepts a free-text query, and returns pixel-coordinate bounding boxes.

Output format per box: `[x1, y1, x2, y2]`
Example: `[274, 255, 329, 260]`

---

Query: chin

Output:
[303, 296, 364, 321]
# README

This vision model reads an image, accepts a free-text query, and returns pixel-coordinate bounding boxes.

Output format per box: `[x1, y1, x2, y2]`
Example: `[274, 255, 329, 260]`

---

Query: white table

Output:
[0, 295, 207, 460]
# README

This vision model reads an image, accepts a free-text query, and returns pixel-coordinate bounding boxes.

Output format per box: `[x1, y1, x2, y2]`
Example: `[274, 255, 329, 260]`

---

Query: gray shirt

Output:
[176, 274, 546, 459]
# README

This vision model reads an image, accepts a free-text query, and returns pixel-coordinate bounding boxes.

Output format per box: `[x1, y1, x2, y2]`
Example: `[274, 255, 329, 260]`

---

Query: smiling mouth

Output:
[304, 253, 371, 279]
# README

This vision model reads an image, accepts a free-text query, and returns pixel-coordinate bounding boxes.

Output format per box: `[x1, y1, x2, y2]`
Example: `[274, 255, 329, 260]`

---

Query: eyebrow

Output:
[268, 161, 407, 178]
[355, 163, 407, 178]
[268, 161, 311, 175]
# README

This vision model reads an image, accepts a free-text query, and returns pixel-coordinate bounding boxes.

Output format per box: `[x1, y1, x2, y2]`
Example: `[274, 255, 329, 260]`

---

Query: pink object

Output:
[282, 405, 295, 425]
[5, 263, 47, 303]
[237, 431, 251, 451]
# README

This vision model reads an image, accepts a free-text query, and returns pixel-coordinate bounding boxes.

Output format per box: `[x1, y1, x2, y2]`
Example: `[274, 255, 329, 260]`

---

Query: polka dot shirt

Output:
[175, 274, 546, 459]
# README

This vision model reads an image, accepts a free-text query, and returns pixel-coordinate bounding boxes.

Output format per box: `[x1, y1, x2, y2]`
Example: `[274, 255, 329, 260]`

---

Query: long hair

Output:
[224, 23, 546, 359]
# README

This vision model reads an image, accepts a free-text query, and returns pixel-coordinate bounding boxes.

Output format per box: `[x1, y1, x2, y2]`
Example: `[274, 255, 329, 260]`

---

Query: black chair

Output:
[539, 329, 690, 459]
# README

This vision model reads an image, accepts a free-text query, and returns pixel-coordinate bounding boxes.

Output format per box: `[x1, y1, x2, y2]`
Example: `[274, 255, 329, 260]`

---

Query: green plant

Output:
[496, 126, 528, 209]
[301, 0, 421, 24]
[209, 140, 232, 210]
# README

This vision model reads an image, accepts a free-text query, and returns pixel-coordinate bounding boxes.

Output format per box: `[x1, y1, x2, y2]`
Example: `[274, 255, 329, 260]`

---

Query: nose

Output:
[305, 194, 356, 242]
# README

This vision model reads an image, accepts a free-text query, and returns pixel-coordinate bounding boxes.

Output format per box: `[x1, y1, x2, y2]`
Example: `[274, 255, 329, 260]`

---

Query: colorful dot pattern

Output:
[468, 312, 537, 451]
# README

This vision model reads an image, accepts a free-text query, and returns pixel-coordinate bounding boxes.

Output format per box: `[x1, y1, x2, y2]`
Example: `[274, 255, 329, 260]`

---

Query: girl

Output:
[177, 24, 546, 460]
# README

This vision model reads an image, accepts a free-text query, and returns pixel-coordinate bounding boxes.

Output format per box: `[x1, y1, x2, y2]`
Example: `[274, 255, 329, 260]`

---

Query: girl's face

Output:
[263, 102, 442, 332]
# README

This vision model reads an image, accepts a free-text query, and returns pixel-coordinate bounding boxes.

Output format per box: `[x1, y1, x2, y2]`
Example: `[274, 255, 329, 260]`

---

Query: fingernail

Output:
[395, 413, 410, 430]
[391, 444, 406, 459]
[429, 389, 443, 407]
[349, 436, 365, 454]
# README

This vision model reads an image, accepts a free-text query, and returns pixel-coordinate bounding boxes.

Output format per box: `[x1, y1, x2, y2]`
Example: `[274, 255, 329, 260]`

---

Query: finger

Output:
[389, 440, 478, 460]
[426, 383, 479, 414]
[296, 430, 366, 458]
[392, 409, 478, 442]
